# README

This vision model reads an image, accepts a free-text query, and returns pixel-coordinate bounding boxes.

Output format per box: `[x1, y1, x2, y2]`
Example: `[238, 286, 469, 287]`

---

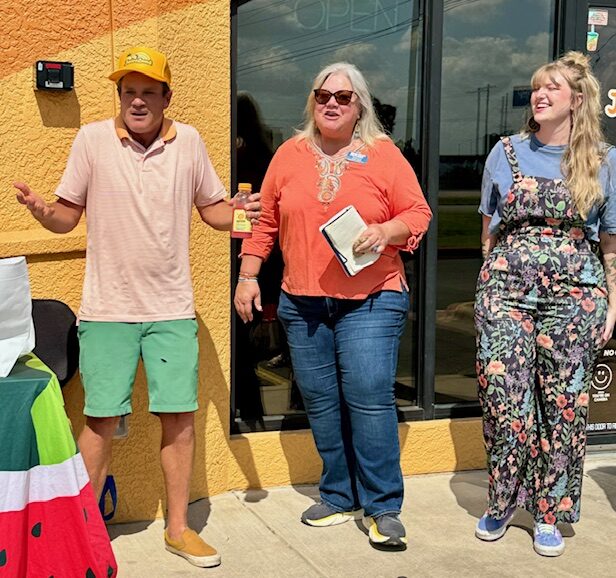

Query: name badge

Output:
[346, 151, 368, 164]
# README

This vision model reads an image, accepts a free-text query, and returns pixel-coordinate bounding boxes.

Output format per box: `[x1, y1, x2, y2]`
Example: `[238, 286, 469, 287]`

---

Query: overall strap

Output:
[500, 136, 523, 183]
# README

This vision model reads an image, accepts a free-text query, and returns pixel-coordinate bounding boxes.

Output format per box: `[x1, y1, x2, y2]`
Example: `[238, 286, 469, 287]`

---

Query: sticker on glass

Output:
[588, 9, 608, 26]
[604, 89, 616, 118]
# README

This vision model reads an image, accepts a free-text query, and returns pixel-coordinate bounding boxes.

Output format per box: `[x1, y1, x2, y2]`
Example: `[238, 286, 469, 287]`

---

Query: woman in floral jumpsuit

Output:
[474, 52, 616, 557]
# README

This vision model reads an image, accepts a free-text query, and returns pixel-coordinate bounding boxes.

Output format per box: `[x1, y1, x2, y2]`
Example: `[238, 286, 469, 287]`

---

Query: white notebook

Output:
[319, 205, 380, 277]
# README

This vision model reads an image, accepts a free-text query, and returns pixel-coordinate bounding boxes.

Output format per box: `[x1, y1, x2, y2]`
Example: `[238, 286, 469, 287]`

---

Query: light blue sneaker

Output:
[475, 509, 516, 541]
[533, 523, 565, 557]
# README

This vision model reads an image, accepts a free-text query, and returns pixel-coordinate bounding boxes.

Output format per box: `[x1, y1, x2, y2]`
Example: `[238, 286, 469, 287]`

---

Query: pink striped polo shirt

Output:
[55, 117, 227, 322]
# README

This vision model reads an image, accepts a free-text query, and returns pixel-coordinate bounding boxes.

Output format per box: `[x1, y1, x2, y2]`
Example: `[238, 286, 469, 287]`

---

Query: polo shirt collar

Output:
[114, 116, 177, 145]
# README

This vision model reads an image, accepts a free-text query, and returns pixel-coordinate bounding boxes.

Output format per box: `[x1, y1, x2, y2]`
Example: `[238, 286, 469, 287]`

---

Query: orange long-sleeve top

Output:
[241, 136, 432, 299]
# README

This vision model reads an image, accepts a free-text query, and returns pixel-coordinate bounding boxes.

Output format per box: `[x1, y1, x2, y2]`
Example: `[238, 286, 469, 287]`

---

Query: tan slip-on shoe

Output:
[164, 528, 221, 568]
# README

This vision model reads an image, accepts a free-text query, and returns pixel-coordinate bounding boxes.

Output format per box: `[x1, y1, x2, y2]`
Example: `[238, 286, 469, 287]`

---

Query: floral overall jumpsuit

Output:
[474, 136, 608, 525]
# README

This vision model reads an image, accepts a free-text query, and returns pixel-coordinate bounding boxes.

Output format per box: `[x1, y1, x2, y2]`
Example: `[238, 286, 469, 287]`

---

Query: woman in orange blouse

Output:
[234, 62, 431, 550]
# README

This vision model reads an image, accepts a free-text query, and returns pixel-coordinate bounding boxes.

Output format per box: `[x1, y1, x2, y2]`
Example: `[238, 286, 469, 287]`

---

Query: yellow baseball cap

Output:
[109, 46, 171, 86]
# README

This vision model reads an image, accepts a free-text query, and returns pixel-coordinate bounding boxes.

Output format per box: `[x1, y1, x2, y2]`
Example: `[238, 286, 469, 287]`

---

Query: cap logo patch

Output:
[125, 52, 153, 67]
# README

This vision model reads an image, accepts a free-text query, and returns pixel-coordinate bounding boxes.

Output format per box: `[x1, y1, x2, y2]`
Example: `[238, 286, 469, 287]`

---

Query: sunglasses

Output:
[313, 89, 355, 105]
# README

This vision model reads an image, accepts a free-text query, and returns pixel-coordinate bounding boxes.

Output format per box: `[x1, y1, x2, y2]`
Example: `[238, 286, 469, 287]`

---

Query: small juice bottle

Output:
[231, 182, 253, 239]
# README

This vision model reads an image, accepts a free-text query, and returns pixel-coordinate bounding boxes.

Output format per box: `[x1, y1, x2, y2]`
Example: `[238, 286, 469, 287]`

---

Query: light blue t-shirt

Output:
[479, 133, 616, 240]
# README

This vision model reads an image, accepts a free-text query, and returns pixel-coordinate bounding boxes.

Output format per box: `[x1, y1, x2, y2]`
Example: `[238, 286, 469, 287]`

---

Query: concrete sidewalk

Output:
[108, 451, 616, 577]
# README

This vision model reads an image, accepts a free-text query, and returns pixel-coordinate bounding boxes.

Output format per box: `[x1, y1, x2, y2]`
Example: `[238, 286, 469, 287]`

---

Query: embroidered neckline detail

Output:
[309, 139, 365, 207]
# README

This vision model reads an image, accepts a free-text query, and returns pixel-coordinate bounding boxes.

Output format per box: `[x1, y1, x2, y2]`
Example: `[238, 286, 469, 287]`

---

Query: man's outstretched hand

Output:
[14, 182, 54, 221]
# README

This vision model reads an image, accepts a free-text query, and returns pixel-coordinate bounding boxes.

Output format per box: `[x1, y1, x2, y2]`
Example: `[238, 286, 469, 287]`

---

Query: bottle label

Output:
[232, 208, 252, 234]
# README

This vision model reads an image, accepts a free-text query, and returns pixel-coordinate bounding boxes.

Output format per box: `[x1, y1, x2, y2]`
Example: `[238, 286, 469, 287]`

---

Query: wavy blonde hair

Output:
[296, 62, 389, 147]
[523, 51, 605, 219]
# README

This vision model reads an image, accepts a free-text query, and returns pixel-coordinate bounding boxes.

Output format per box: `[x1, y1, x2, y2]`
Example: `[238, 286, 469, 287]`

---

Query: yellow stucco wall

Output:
[0, 0, 485, 523]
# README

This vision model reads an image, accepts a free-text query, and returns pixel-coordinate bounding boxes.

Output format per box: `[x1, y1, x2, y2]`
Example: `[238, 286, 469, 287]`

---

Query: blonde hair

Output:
[297, 62, 389, 147]
[523, 51, 605, 219]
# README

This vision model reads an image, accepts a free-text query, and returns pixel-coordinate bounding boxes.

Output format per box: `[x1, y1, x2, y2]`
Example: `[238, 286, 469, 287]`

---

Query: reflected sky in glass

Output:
[440, 0, 554, 155]
[237, 0, 555, 155]
[238, 0, 420, 147]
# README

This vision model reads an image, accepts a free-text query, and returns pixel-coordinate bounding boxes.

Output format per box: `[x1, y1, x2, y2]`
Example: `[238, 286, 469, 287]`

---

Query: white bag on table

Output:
[0, 256, 35, 377]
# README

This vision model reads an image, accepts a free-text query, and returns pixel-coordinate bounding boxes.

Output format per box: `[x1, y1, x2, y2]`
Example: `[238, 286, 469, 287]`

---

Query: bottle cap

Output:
[238, 183, 252, 192]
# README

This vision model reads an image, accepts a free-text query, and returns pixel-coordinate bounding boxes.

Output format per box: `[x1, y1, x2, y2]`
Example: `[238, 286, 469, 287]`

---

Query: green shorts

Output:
[78, 319, 199, 417]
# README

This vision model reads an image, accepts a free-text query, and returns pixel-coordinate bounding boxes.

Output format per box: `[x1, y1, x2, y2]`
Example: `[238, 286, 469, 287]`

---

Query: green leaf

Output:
[556, 200, 566, 211]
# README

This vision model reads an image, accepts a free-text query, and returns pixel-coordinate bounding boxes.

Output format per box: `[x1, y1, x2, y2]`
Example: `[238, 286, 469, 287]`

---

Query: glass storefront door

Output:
[435, 0, 556, 404]
[232, 0, 424, 427]
[585, 2, 616, 436]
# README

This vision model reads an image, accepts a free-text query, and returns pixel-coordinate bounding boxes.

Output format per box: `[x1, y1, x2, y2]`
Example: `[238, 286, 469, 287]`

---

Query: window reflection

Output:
[435, 0, 555, 403]
[234, 0, 423, 422]
[588, 6, 616, 146]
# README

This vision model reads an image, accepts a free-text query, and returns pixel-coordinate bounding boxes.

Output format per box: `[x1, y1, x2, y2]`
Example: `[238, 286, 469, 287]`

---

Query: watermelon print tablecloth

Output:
[0, 354, 117, 577]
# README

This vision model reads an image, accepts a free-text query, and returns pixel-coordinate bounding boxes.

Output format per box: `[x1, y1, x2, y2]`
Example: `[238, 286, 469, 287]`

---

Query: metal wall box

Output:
[35, 61, 74, 91]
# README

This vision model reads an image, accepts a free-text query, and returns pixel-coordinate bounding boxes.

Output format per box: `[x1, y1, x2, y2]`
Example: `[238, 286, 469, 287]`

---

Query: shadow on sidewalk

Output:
[107, 498, 214, 539]
[108, 520, 152, 540]
[587, 466, 616, 512]
[448, 469, 488, 520]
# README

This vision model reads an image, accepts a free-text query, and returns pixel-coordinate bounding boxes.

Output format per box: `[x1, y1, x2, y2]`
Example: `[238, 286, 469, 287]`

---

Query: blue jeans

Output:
[277, 289, 408, 517]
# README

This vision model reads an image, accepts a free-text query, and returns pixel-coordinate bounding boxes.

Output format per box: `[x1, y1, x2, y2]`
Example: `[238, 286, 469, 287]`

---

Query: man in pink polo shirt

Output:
[14, 46, 260, 569]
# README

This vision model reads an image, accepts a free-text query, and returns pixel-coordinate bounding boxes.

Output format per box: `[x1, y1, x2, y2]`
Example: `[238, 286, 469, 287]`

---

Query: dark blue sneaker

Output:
[363, 514, 407, 550]
[475, 509, 515, 541]
[301, 502, 362, 527]
[533, 523, 565, 557]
